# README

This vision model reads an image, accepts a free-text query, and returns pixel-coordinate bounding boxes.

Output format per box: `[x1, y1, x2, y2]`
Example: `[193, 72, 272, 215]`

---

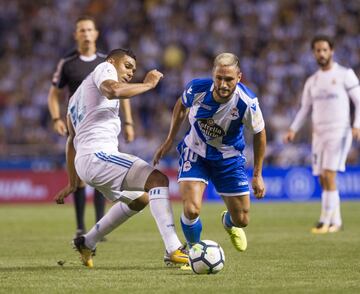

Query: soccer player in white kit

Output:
[54, 48, 188, 267]
[284, 35, 360, 234]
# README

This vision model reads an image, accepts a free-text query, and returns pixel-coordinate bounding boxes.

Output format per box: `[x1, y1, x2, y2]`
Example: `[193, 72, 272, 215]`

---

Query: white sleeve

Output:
[290, 79, 312, 132]
[345, 69, 360, 128]
[67, 97, 73, 115]
[93, 62, 118, 89]
[242, 98, 265, 134]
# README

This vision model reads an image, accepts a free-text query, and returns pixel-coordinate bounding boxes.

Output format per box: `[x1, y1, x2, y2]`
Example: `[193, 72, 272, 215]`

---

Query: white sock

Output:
[319, 190, 336, 226]
[149, 187, 182, 253]
[329, 190, 342, 226]
[84, 202, 138, 250]
[319, 191, 328, 223]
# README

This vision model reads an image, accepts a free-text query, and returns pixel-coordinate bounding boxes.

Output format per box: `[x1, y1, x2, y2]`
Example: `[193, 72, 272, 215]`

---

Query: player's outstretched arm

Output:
[100, 69, 163, 99]
[345, 69, 360, 140]
[348, 84, 360, 141]
[153, 97, 188, 166]
[284, 81, 312, 143]
[54, 115, 81, 204]
[47, 85, 68, 136]
[120, 99, 135, 142]
[284, 102, 311, 144]
[252, 128, 266, 199]
[352, 128, 360, 141]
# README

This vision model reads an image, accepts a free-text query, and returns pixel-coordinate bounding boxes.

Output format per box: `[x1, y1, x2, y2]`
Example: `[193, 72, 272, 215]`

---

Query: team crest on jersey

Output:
[197, 118, 225, 139]
[230, 107, 239, 120]
[183, 161, 192, 172]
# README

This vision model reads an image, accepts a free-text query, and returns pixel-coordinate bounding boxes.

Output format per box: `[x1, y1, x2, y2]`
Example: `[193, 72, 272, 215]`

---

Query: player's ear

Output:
[107, 57, 115, 65]
[94, 29, 99, 41]
[238, 72, 242, 83]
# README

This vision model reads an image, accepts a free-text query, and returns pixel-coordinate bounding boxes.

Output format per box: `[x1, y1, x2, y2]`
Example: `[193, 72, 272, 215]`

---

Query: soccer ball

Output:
[189, 240, 225, 274]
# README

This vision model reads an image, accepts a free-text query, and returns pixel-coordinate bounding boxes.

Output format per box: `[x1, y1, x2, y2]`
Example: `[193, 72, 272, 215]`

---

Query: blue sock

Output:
[180, 216, 202, 246]
[224, 211, 235, 228]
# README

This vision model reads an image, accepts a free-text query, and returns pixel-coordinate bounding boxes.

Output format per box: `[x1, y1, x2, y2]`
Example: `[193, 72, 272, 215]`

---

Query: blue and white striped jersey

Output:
[181, 78, 265, 160]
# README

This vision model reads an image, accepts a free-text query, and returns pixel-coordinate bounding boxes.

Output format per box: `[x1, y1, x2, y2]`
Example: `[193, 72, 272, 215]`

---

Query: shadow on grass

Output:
[0, 264, 187, 272]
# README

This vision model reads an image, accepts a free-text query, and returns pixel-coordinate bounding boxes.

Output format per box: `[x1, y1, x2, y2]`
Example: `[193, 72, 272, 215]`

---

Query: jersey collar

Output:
[79, 54, 97, 62]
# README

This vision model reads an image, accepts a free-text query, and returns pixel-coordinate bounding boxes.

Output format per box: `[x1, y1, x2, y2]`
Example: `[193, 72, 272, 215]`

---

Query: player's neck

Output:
[78, 44, 97, 57]
[320, 60, 334, 71]
[212, 91, 233, 104]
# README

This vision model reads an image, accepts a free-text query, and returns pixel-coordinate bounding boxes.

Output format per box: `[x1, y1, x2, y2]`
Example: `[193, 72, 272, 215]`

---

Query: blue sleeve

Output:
[181, 78, 213, 107]
[181, 80, 195, 108]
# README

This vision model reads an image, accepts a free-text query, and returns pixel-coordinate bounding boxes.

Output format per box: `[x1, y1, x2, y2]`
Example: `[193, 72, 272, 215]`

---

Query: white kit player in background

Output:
[284, 35, 360, 234]
[54, 48, 188, 268]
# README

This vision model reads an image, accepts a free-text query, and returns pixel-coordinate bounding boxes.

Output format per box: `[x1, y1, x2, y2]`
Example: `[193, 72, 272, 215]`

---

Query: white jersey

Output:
[290, 62, 360, 137]
[68, 62, 121, 156]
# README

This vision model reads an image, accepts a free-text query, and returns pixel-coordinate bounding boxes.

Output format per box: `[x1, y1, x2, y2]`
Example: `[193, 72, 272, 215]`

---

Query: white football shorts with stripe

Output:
[312, 130, 352, 176]
[75, 151, 153, 203]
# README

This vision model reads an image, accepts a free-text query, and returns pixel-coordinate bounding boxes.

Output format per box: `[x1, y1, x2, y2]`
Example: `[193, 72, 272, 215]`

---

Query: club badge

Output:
[230, 107, 239, 120]
[183, 161, 192, 172]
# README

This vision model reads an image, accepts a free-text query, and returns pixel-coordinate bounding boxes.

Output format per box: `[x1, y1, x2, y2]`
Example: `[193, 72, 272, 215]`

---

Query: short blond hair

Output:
[213, 53, 240, 71]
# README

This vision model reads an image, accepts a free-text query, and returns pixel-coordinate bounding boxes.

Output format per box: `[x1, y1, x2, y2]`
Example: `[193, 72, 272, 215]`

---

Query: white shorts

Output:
[75, 151, 154, 203]
[312, 131, 352, 175]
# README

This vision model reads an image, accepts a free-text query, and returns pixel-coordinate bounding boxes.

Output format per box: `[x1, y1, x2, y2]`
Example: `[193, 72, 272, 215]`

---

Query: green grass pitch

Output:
[0, 201, 359, 294]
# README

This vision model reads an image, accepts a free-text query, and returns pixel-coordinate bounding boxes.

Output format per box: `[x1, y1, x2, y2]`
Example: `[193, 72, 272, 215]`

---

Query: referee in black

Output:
[48, 16, 135, 238]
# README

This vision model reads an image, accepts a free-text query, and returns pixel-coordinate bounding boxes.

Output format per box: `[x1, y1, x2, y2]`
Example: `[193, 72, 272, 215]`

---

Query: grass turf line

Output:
[0, 202, 359, 294]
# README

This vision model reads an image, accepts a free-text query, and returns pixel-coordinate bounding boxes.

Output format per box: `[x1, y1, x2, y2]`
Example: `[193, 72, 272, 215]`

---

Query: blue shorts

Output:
[177, 143, 249, 196]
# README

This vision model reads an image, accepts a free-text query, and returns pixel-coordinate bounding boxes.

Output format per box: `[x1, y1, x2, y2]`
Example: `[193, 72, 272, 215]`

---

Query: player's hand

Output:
[123, 124, 135, 142]
[352, 127, 360, 141]
[53, 119, 68, 136]
[252, 175, 265, 199]
[54, 184, 76, 204]
[153, 138, 173, 166]
[143, 70, 164, 89]
[283, 129, 295, 144]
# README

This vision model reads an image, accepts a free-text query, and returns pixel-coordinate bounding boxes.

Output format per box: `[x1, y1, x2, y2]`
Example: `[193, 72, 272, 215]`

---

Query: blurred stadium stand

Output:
[0, 0, 359, 172]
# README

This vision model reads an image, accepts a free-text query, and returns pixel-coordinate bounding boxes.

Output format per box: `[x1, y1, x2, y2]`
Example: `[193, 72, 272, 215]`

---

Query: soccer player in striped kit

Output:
[154, 53, 266, 252]
[284, 35, 360, 234]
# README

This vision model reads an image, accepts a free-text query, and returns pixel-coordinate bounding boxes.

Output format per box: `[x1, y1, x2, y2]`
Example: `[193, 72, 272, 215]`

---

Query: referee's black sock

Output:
[73, 187, 86, 232]
[94, 189, 106, 222]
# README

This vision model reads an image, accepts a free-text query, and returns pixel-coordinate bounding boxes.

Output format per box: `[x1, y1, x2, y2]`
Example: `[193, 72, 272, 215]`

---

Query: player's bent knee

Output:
[128, 194, 149, 211]
[144, 170, 169, 191]
[184, 206, 200, 220]
[79, 180, 86, 188]
[320, 171, 336, 190]
[183, 199, 201, 219]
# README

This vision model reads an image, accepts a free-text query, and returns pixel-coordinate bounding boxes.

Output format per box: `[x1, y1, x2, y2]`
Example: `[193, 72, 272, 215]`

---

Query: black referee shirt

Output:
[51, 50, 106, 96]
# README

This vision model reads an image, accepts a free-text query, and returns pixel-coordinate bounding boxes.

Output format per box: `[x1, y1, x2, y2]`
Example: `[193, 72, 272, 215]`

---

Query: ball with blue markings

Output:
[189, 240, 225, 274]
